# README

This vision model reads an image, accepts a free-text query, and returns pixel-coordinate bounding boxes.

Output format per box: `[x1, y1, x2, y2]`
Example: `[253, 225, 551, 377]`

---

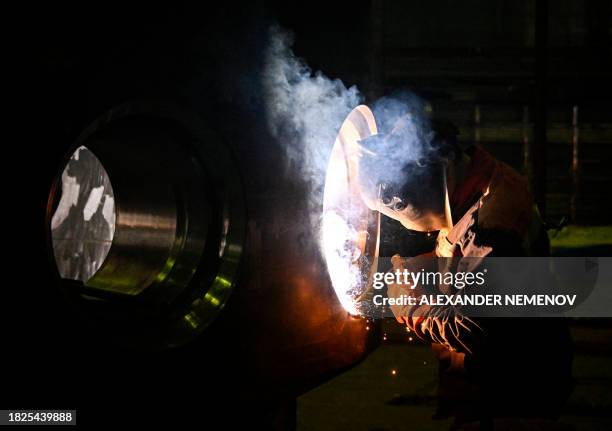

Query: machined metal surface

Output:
[45, 102, 380, 397]
[46, 103, 245, 348]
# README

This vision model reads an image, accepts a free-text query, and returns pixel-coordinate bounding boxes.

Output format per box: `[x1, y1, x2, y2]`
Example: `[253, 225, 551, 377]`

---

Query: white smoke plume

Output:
[262, 26, 443, 315]
[262, 26, 437, 206]
[263, 26, 362, 202]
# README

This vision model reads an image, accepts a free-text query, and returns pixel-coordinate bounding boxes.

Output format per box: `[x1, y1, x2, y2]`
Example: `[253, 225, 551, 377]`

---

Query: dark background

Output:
[8, 1, 612, 429]
[24, 0, 612, 226]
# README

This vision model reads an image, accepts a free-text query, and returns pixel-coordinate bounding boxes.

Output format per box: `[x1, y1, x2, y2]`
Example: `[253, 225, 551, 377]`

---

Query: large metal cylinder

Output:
[47, 104, 245, 349]
[44, 102, 380, 402]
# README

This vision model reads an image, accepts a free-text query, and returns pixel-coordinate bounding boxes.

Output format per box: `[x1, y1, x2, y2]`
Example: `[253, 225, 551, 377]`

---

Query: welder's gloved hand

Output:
[388, 252, 483, 354]
[386, 253, 436, 325]
[435, 228, 456, 258]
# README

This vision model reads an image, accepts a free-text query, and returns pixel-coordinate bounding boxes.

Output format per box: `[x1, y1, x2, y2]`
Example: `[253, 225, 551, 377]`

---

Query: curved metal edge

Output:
[44, 99, 247, 350]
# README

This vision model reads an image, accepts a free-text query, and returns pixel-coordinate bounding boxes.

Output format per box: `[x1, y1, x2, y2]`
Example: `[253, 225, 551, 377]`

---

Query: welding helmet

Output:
[355, 117, 459, 232]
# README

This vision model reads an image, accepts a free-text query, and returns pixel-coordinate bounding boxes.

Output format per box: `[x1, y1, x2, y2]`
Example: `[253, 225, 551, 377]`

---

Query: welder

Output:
[356, 110, 573, 429]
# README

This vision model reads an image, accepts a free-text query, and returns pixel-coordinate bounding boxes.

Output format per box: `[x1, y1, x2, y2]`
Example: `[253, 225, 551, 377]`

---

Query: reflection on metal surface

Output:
[51, 146, 116, 283]
[44, 101, 380, 401]
[45, 101, 381, 393]
[46, 102, 245, 349]
[323, 105, 381, 315]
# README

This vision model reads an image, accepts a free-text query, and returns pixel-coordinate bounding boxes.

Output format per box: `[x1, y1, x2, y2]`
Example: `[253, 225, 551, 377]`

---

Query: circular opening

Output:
[51, 146, 116, 284]
[45, 104, 245, 348]
[322, 106, 381, 316]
